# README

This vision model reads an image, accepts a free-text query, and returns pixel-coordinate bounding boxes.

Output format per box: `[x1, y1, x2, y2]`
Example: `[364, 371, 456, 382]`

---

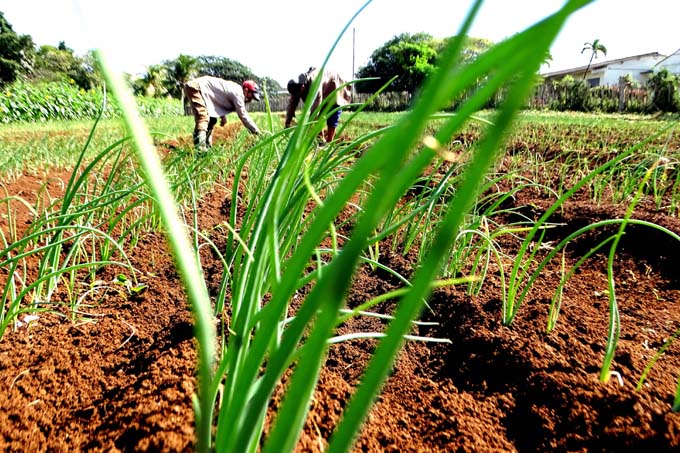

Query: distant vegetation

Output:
[1, 9, 678, 123]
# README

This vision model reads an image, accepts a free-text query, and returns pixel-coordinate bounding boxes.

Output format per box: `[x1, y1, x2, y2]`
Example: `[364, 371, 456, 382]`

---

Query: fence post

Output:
[618, 76, 626, 113]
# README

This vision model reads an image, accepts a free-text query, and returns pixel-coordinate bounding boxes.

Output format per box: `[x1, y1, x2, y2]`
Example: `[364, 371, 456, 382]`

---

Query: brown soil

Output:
[1, 134, 680, 452]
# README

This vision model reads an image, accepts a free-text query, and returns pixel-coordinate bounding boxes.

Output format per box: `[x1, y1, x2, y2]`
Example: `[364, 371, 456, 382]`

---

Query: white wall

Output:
[598, 55, 664, 85]
[656, 52, 680, 75]
[544, 53, 679, 87]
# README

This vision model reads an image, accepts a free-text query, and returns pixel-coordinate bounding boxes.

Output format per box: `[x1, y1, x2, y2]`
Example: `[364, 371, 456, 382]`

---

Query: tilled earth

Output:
[0, 148, 679, 451]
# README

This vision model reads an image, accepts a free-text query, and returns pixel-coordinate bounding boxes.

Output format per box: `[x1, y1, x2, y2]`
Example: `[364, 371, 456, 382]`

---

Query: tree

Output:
[196, 55, 254, 81]
[542, 50, 554, 68]
[647, 68, 680, 113]
[197, 56, 282, 94]
[257, 77, 283, 95]
[139, 64, 167, 97]
[0, 12, 35, 86]
[75, 50, 103, 91]
[581, 38, 607, 81]
[31, 44, 101, 90]
[441, 36, 494, 66]
[356, 33, 493, 95]
[162, 54, 199, 111]
[356, 33, 437, 95]
[32, 44, 76, 81]
[160, 54, 281, 105]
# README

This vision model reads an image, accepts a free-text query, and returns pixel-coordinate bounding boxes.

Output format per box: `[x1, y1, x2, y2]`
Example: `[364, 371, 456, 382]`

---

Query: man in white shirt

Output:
[183, 76, 261, 150]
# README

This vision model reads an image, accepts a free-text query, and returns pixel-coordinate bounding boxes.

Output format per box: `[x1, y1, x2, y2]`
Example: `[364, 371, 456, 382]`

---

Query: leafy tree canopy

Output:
[356, 32, 436, 95]
[2, 10, 281, 99]
[30, 43, 102, 90]
[195, 55, 282, 94]
[450, 36, 495, 65]
[581, 38, 607, 81]
[161, 54, 199, 98]
[356, 33, 493, 95]
[154, 54, 282, 101]
[130, 63, 168, 97]
[0, 11, 35, 86]
[197, 55, 253, 81]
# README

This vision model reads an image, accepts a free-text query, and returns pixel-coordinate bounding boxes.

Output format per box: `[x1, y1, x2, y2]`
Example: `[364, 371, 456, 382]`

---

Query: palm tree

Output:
[141, 64, 166, 97]
[581, 38, 607, 81]
[165, 54, 199, 114]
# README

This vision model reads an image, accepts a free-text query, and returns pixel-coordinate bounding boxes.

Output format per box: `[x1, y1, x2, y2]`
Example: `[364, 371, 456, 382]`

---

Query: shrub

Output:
[647, 68, 680, 113]
[549, 75, 591, 112]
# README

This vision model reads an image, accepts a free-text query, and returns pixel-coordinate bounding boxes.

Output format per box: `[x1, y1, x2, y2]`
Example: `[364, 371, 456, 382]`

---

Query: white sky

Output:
[0, 0, 678, 86]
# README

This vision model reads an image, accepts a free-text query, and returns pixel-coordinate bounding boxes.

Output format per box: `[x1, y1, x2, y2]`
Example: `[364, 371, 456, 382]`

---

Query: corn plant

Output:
[0, 80, 180, 123]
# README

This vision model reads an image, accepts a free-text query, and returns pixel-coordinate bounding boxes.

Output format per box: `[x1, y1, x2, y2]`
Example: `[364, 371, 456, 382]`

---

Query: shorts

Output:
[327, 107, 342, 128]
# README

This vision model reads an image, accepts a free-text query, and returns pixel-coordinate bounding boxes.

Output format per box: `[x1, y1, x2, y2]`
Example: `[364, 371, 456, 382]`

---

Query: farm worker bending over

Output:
[183, 76, 261, 150]
[285, 67, 351, 143]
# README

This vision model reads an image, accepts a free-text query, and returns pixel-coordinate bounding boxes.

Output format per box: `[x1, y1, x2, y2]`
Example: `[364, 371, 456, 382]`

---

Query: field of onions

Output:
[1, 1, 680, 451]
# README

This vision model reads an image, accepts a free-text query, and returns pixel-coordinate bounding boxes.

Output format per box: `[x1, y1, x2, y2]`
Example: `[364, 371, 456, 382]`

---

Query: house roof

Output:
[653, 47, 680, 68]
[541, 51, 664, 78]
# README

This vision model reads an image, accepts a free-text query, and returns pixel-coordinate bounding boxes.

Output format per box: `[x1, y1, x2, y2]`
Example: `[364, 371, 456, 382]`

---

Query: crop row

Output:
[1, 80, 182, 123]
[2, 0, 679, 450]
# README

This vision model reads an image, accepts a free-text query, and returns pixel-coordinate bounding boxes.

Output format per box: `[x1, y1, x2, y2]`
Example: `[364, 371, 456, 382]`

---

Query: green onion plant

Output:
[97, 0, 598, 451]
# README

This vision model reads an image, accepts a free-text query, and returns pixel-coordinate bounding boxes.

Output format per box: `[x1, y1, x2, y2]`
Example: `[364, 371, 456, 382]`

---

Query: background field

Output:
[0, 108, 679, 451]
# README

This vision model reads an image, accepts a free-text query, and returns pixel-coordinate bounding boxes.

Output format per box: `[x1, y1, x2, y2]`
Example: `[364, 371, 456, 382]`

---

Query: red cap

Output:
[242, 80, 261, 101]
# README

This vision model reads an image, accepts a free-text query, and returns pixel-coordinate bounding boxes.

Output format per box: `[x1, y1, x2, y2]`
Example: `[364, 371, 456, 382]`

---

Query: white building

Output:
[652, 48, 680, 75]
[541, 49, 680, 87]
